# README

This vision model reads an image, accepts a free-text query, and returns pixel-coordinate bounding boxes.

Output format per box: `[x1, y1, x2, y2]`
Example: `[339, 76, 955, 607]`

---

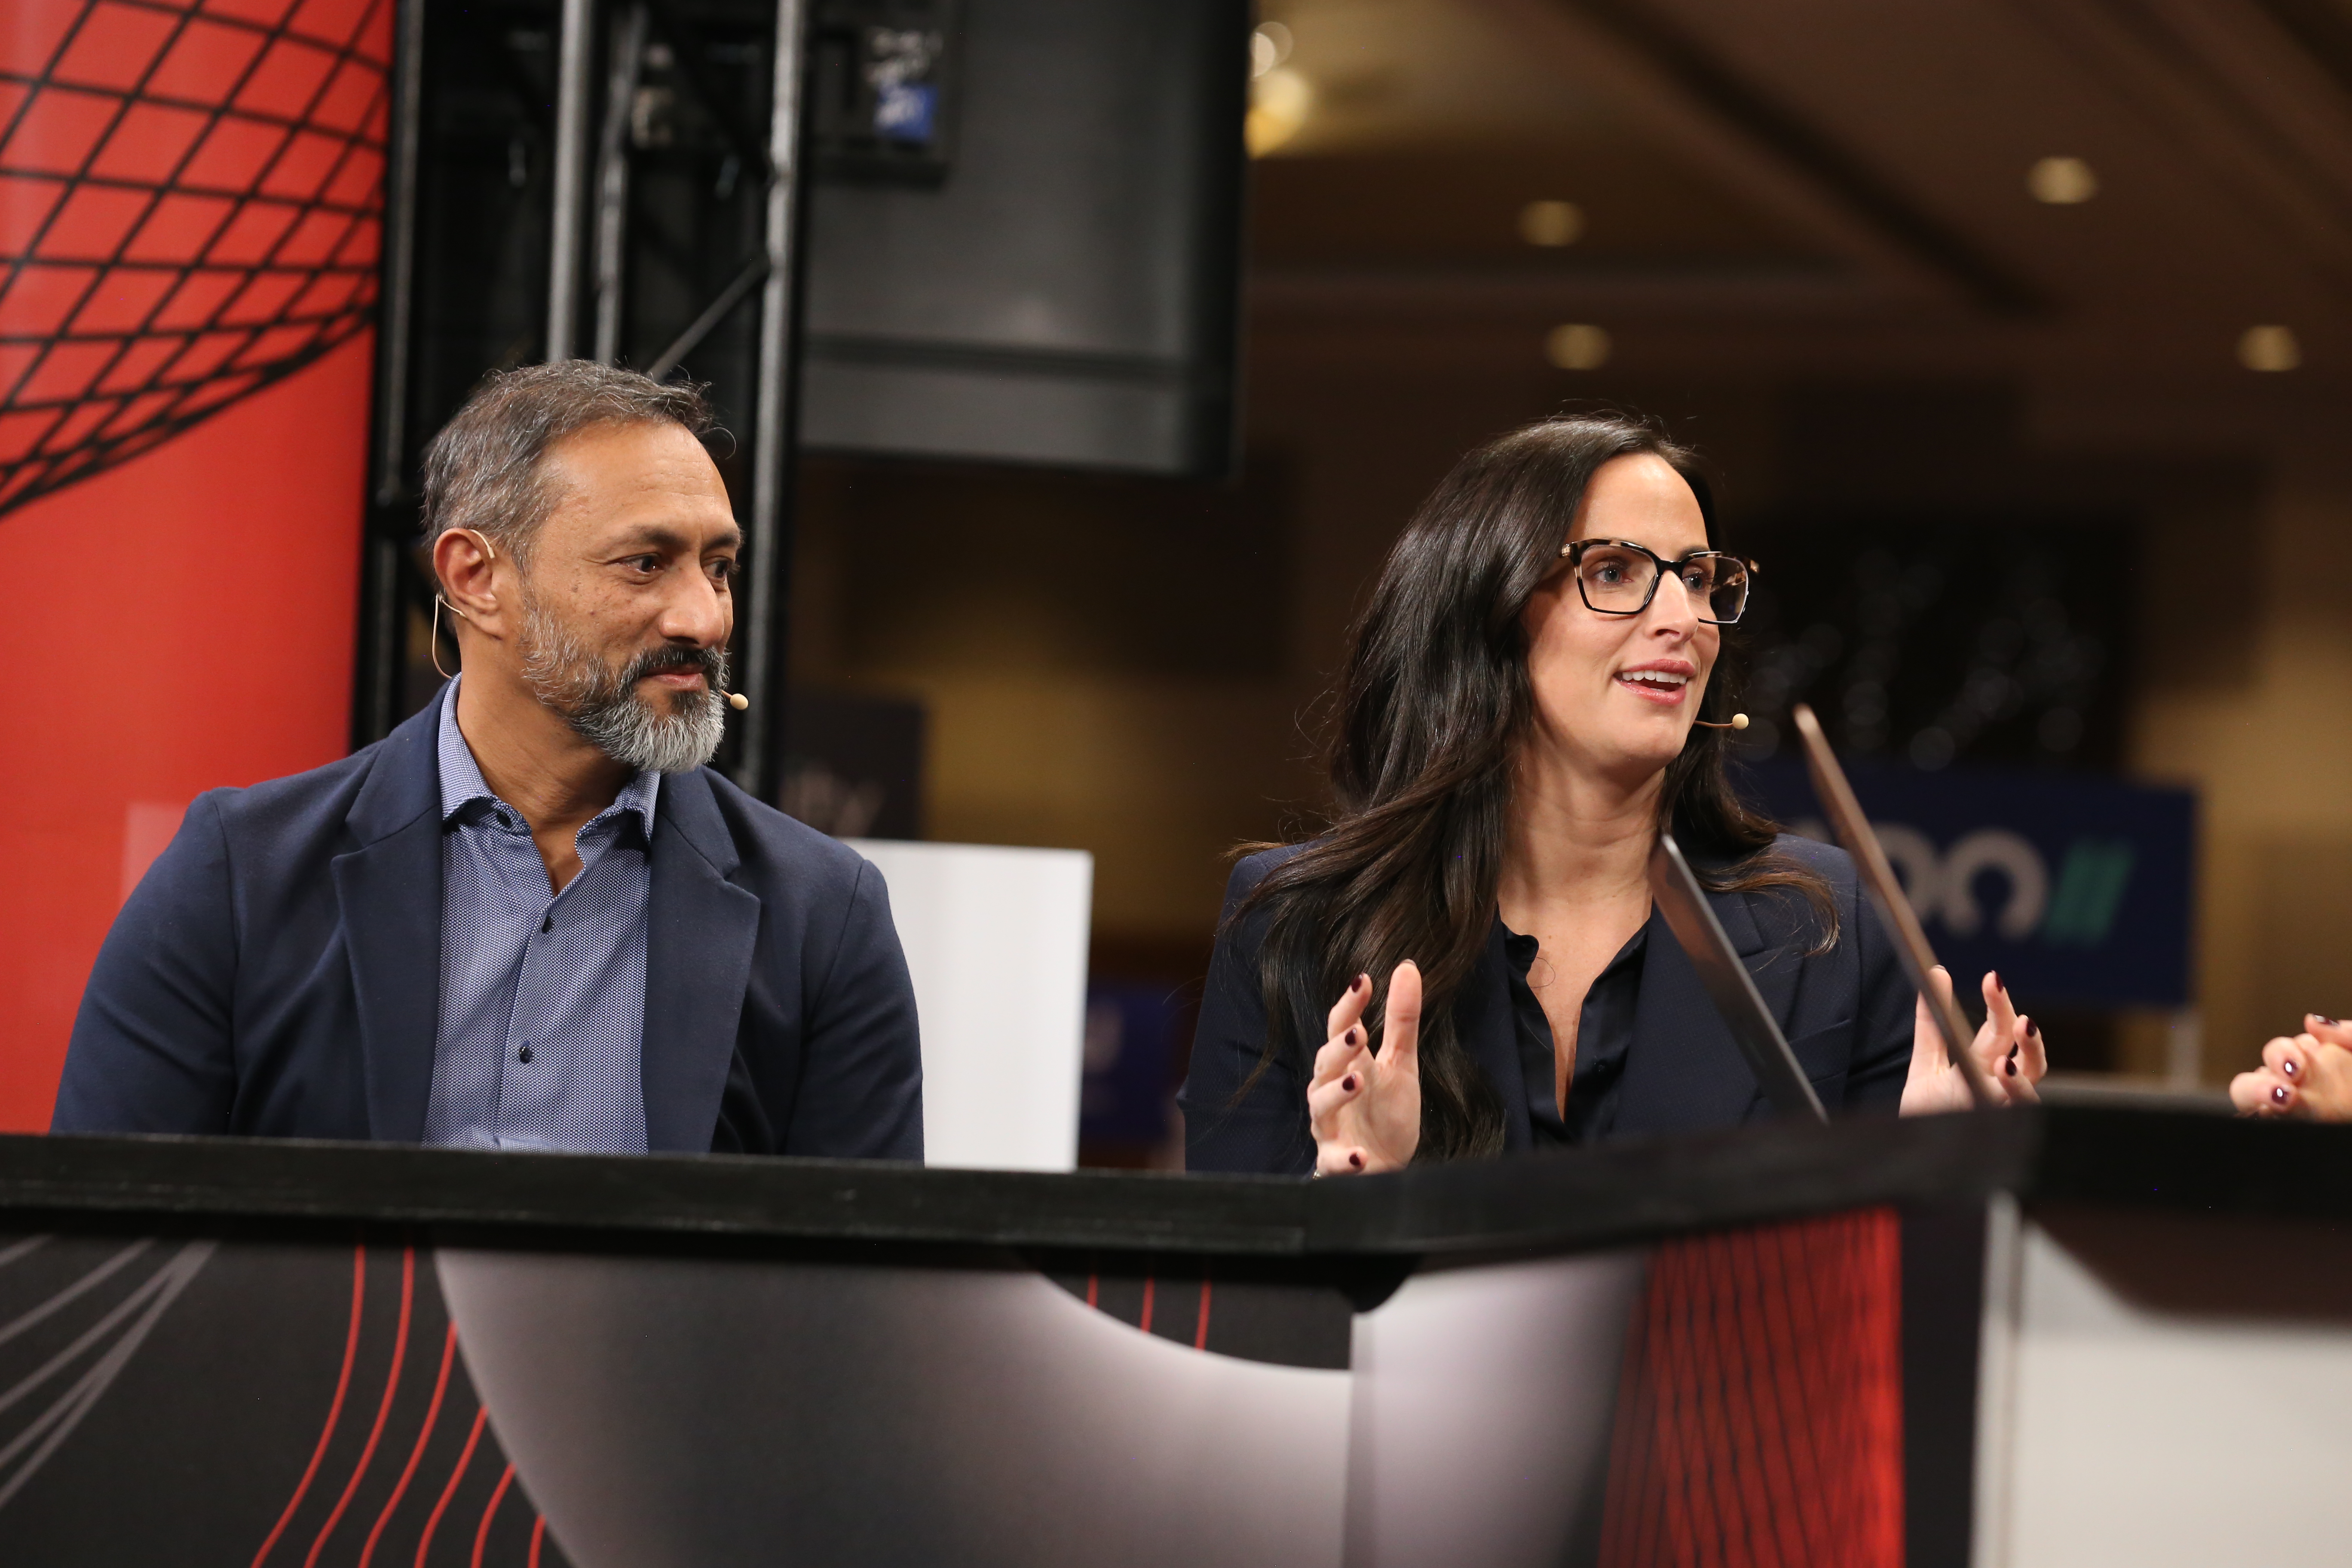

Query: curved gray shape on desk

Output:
[442, 1243, 1648, 1568]
[439, 1249, 1349, 1567]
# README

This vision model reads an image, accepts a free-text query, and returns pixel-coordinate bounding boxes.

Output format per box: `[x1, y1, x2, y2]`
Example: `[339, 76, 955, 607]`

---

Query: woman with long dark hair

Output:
[1181, 413, 2044, 1176]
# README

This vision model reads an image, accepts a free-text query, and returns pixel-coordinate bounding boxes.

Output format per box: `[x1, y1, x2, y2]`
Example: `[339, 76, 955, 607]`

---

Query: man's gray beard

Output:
[517, 596, 728, 774]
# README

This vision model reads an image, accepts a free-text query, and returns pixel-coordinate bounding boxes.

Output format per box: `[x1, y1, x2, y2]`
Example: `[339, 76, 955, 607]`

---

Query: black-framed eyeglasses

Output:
[1559, 539, 1754, 625]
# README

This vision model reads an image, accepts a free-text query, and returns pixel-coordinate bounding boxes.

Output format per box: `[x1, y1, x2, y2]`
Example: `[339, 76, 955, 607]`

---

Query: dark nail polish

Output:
[2283, 1057, 2299, 1078]
[1341, 1075, 1357, 1092]
[1349, 974, 1367, 995]
[1348, 1152, 1363, 1170]
[1346, 1026, 1363, 1048]
[2006, 1058, 2017, 1077]
[2275, 1084, 2292, 1104]
[2313, 1015, 2339, 1027]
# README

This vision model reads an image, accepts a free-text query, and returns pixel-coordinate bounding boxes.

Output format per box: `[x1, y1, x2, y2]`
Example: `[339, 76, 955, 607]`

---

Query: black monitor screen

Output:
[799, 0, 1250, 478]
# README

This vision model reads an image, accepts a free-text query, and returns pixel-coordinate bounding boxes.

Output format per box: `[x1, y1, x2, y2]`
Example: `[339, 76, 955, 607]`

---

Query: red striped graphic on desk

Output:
[247, 1244, 567, 1568]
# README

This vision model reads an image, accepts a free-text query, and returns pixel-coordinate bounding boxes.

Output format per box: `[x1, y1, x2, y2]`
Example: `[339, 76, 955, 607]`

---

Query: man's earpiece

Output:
[429, 529, 502, 680]
[429, 596, 459, 679]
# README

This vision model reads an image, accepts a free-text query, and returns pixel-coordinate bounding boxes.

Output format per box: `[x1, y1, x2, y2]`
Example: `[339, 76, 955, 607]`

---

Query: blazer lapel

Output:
[331, 699, 447, 1142]
[1715, 883, 1809, 1041]
[1614, 882, 1806, 1136]
[640, 769, 761, 1153]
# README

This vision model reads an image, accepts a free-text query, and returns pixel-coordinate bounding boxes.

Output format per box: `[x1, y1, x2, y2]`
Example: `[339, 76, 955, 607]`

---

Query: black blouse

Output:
[1179, 835, 1912, 1176]
[1501, 921, 1644, 1147]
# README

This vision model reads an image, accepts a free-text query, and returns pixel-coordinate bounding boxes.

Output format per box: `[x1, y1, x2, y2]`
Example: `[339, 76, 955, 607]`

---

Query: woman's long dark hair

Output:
[1238, 412, 1833, 1161]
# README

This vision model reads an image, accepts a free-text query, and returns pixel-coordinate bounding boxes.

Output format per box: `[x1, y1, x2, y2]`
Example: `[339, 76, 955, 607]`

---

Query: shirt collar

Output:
[1496, 914, 1646, 979]
[435, 677, 662, 839]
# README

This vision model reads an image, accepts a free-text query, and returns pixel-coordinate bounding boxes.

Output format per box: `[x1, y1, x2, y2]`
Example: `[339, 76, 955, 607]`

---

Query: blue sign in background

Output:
[1735, 760, 2196, 1009]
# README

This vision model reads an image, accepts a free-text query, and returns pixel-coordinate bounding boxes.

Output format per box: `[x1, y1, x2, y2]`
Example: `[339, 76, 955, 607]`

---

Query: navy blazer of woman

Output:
[1180, 834, 1911, 1175]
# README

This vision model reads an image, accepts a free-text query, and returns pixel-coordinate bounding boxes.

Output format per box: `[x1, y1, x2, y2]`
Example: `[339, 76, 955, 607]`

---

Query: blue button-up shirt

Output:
[421, 680, 658, 1153]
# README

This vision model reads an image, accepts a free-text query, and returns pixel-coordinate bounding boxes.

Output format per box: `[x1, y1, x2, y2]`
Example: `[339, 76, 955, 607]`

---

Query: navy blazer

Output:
[1180, 835, 1911, 1174]
[55, 694, 924, 1158]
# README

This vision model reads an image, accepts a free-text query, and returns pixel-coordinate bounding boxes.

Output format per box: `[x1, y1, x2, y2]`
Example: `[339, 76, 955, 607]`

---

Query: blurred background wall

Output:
[787, 0, 2352, 1160]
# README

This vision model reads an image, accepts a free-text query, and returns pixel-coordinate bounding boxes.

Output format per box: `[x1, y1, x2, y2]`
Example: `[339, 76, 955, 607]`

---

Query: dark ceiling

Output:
[1248, 0, 2352, 416]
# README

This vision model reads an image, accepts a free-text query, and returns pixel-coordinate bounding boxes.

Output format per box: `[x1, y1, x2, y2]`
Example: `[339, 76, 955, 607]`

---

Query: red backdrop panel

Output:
[0, 0, 389, 1127]
[1599, 1208, 1906, 1568]
[0, 333, 369, 1128]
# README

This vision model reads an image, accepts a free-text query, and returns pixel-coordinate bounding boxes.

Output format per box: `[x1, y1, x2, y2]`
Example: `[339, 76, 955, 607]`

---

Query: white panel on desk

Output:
[846, 839, 1093, 1172]
[1991, 1215, 2352, 1568]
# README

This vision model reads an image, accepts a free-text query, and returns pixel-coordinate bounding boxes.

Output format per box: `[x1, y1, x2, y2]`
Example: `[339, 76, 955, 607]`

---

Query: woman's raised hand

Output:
[1899, 966, 2045, 1114]
[2230, 1017, 2352, 1119]
[1308, 961, 1423, 1175]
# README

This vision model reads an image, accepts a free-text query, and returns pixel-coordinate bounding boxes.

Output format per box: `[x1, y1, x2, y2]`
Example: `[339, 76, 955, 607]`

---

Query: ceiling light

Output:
[1544, 324, 1611, 371]
[1246, 67, 1312, 157]
[1251, 22, 1293, 79]
[2238, 325, 2301, 372]
[2027, 156, 2098, 205]
[1519, 199, 1584, 247]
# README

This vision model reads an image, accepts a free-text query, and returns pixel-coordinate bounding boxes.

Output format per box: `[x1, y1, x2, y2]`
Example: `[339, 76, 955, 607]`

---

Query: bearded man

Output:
[55, 363, 923, 1159]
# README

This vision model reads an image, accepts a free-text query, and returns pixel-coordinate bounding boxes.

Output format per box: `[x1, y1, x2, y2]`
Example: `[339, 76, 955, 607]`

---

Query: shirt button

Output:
[518, 1045, 534, 1064]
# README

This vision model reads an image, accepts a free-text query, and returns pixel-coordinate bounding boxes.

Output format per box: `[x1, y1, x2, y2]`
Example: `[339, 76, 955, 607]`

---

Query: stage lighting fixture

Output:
[2238, 325, 2301, 372]
[2027, 156, 2098, 205]
[1545, 323, 1611, 371]
[1519, 199, 1585, 247]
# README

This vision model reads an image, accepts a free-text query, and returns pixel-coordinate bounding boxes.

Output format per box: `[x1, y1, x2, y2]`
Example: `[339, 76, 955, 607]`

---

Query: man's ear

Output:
[432, 528, 511, 639]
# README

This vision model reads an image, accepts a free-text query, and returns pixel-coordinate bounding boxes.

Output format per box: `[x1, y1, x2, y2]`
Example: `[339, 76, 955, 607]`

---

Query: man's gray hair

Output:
[420, 361, 715, 569]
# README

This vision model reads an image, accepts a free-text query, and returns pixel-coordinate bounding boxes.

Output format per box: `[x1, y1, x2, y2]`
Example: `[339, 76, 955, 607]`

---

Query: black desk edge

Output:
[5, 1105, 2343, 1260]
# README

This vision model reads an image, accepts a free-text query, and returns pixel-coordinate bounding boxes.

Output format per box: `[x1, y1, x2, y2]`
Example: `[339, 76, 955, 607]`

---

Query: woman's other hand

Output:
[1309, 961, 1423, 1174]
[1900, 967, 2045, 1114]
[2230, 1017, 2352, 1119]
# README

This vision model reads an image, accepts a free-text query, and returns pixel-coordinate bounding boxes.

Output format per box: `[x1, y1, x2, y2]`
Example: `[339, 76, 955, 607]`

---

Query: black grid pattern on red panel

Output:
[0, 0, 391, 518]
